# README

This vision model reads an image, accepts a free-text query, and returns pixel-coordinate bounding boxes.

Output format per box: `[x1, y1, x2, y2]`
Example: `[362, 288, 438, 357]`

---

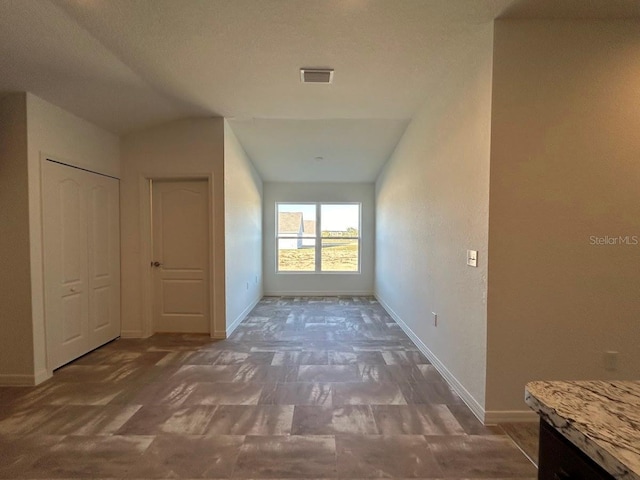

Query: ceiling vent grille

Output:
[300, 68, 334, 84]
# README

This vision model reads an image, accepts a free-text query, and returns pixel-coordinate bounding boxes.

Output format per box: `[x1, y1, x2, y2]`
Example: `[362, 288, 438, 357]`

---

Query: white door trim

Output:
[138, 173, 218, 338]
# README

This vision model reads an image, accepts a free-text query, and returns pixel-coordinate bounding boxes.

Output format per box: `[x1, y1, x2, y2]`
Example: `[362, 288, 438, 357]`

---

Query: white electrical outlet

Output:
[432, 312, 438, 327]
[467, 250, 478, 267]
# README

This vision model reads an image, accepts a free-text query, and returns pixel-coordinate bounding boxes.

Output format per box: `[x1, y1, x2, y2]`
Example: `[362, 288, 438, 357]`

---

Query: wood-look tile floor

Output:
[0, 296, 538, 479]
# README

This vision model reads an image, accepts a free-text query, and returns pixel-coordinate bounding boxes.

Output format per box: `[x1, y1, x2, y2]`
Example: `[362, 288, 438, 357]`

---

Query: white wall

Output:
[120, 118, 227, 338]
[375, 24, 494, 419]
[263, 183, 375, 296]
[26, 94, 120, 177]
[486, 20, 640, 417]
[0, 92, 120, 384]
[224, 121, 263, 335]
[0, 93, 34, 383]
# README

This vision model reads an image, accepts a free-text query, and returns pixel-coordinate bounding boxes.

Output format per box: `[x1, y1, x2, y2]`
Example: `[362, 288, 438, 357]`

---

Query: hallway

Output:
[0, 297, 537, 478]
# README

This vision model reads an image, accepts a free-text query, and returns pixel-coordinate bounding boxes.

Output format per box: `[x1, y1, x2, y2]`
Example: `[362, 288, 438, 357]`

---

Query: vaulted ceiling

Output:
[1, 0, 638, 182]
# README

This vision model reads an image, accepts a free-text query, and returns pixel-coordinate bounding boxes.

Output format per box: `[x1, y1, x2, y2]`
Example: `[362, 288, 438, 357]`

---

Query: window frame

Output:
[275, 201, 361, 274]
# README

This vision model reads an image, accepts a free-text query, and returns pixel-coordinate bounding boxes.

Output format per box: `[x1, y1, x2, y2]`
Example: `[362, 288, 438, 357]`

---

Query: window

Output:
[276, 202, 360, 273]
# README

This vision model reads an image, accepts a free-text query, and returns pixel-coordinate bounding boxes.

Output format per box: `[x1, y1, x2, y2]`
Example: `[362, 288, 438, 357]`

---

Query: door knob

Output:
[152, 261, 163, 267]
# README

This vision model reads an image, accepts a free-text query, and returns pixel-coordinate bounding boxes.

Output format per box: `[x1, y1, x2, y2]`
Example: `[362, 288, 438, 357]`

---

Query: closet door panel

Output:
[42, 162, 89, 370]
[87, 174, 120, 346]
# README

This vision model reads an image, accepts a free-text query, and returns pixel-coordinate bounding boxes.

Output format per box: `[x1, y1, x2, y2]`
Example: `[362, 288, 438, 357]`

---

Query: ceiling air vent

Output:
[300, 68, 334, 84]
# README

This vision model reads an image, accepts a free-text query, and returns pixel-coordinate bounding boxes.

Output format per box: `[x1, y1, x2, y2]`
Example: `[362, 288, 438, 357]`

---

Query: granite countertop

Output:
[525, 380, 640, 480]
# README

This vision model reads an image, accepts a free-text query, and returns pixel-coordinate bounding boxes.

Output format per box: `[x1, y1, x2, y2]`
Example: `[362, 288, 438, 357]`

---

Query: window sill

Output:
[276, 271, 362, 275]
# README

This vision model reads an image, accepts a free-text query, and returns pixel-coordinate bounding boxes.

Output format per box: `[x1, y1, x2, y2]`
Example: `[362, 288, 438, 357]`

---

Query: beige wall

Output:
[374, 23, 495, 418]
[224, 121, 263, 334]
[0, 93, 34, 382]
[263, 182, 375, 296]
[487, 20, 640, 415]
[120, 118, 226, 338]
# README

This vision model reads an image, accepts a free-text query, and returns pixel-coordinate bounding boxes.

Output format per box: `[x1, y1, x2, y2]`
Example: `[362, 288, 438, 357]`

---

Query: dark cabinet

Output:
[538, 420, 612, 480]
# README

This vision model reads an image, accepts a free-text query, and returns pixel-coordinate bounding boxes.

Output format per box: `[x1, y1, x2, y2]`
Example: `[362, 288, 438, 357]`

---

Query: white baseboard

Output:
[375, 292, 487, 423]
[484, 410, 539, 424]
[0, 370, 51, 386]
[264, 291, 374, 297]
[226, 296, 261, 338]
[375, 293, 540, 426]
[120, 330, 144, 338]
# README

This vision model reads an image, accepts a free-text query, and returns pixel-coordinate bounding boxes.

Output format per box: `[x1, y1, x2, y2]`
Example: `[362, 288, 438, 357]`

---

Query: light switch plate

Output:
[467, 250, 478, 267]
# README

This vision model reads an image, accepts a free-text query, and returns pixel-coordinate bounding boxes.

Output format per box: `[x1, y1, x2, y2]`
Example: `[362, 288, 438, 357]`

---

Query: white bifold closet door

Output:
[42, 160, 120, 370]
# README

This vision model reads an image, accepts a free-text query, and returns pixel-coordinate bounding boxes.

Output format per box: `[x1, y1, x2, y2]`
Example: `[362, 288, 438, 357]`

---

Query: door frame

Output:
[138, 173, 219, 338]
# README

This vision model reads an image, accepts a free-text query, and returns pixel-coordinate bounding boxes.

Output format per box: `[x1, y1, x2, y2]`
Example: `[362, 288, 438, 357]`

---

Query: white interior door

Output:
[152, 179, 211, 333]
[42, 160, 120, 370]
[42, 162, 89, 369]
[87, 174, 120, 347]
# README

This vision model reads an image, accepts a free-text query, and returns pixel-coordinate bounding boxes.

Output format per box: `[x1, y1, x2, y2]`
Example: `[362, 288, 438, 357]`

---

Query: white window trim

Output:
[276, 201, 361, 274]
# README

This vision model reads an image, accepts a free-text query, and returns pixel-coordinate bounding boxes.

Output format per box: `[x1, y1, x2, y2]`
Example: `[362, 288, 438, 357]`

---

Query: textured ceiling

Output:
[0, 0, 204, 134]
[1, 0, 638, 182]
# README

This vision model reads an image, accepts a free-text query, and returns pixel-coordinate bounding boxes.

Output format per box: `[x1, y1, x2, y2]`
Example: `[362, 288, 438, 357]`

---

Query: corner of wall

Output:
[0, 92, 36, 382]
[222, 119, 263, 332]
